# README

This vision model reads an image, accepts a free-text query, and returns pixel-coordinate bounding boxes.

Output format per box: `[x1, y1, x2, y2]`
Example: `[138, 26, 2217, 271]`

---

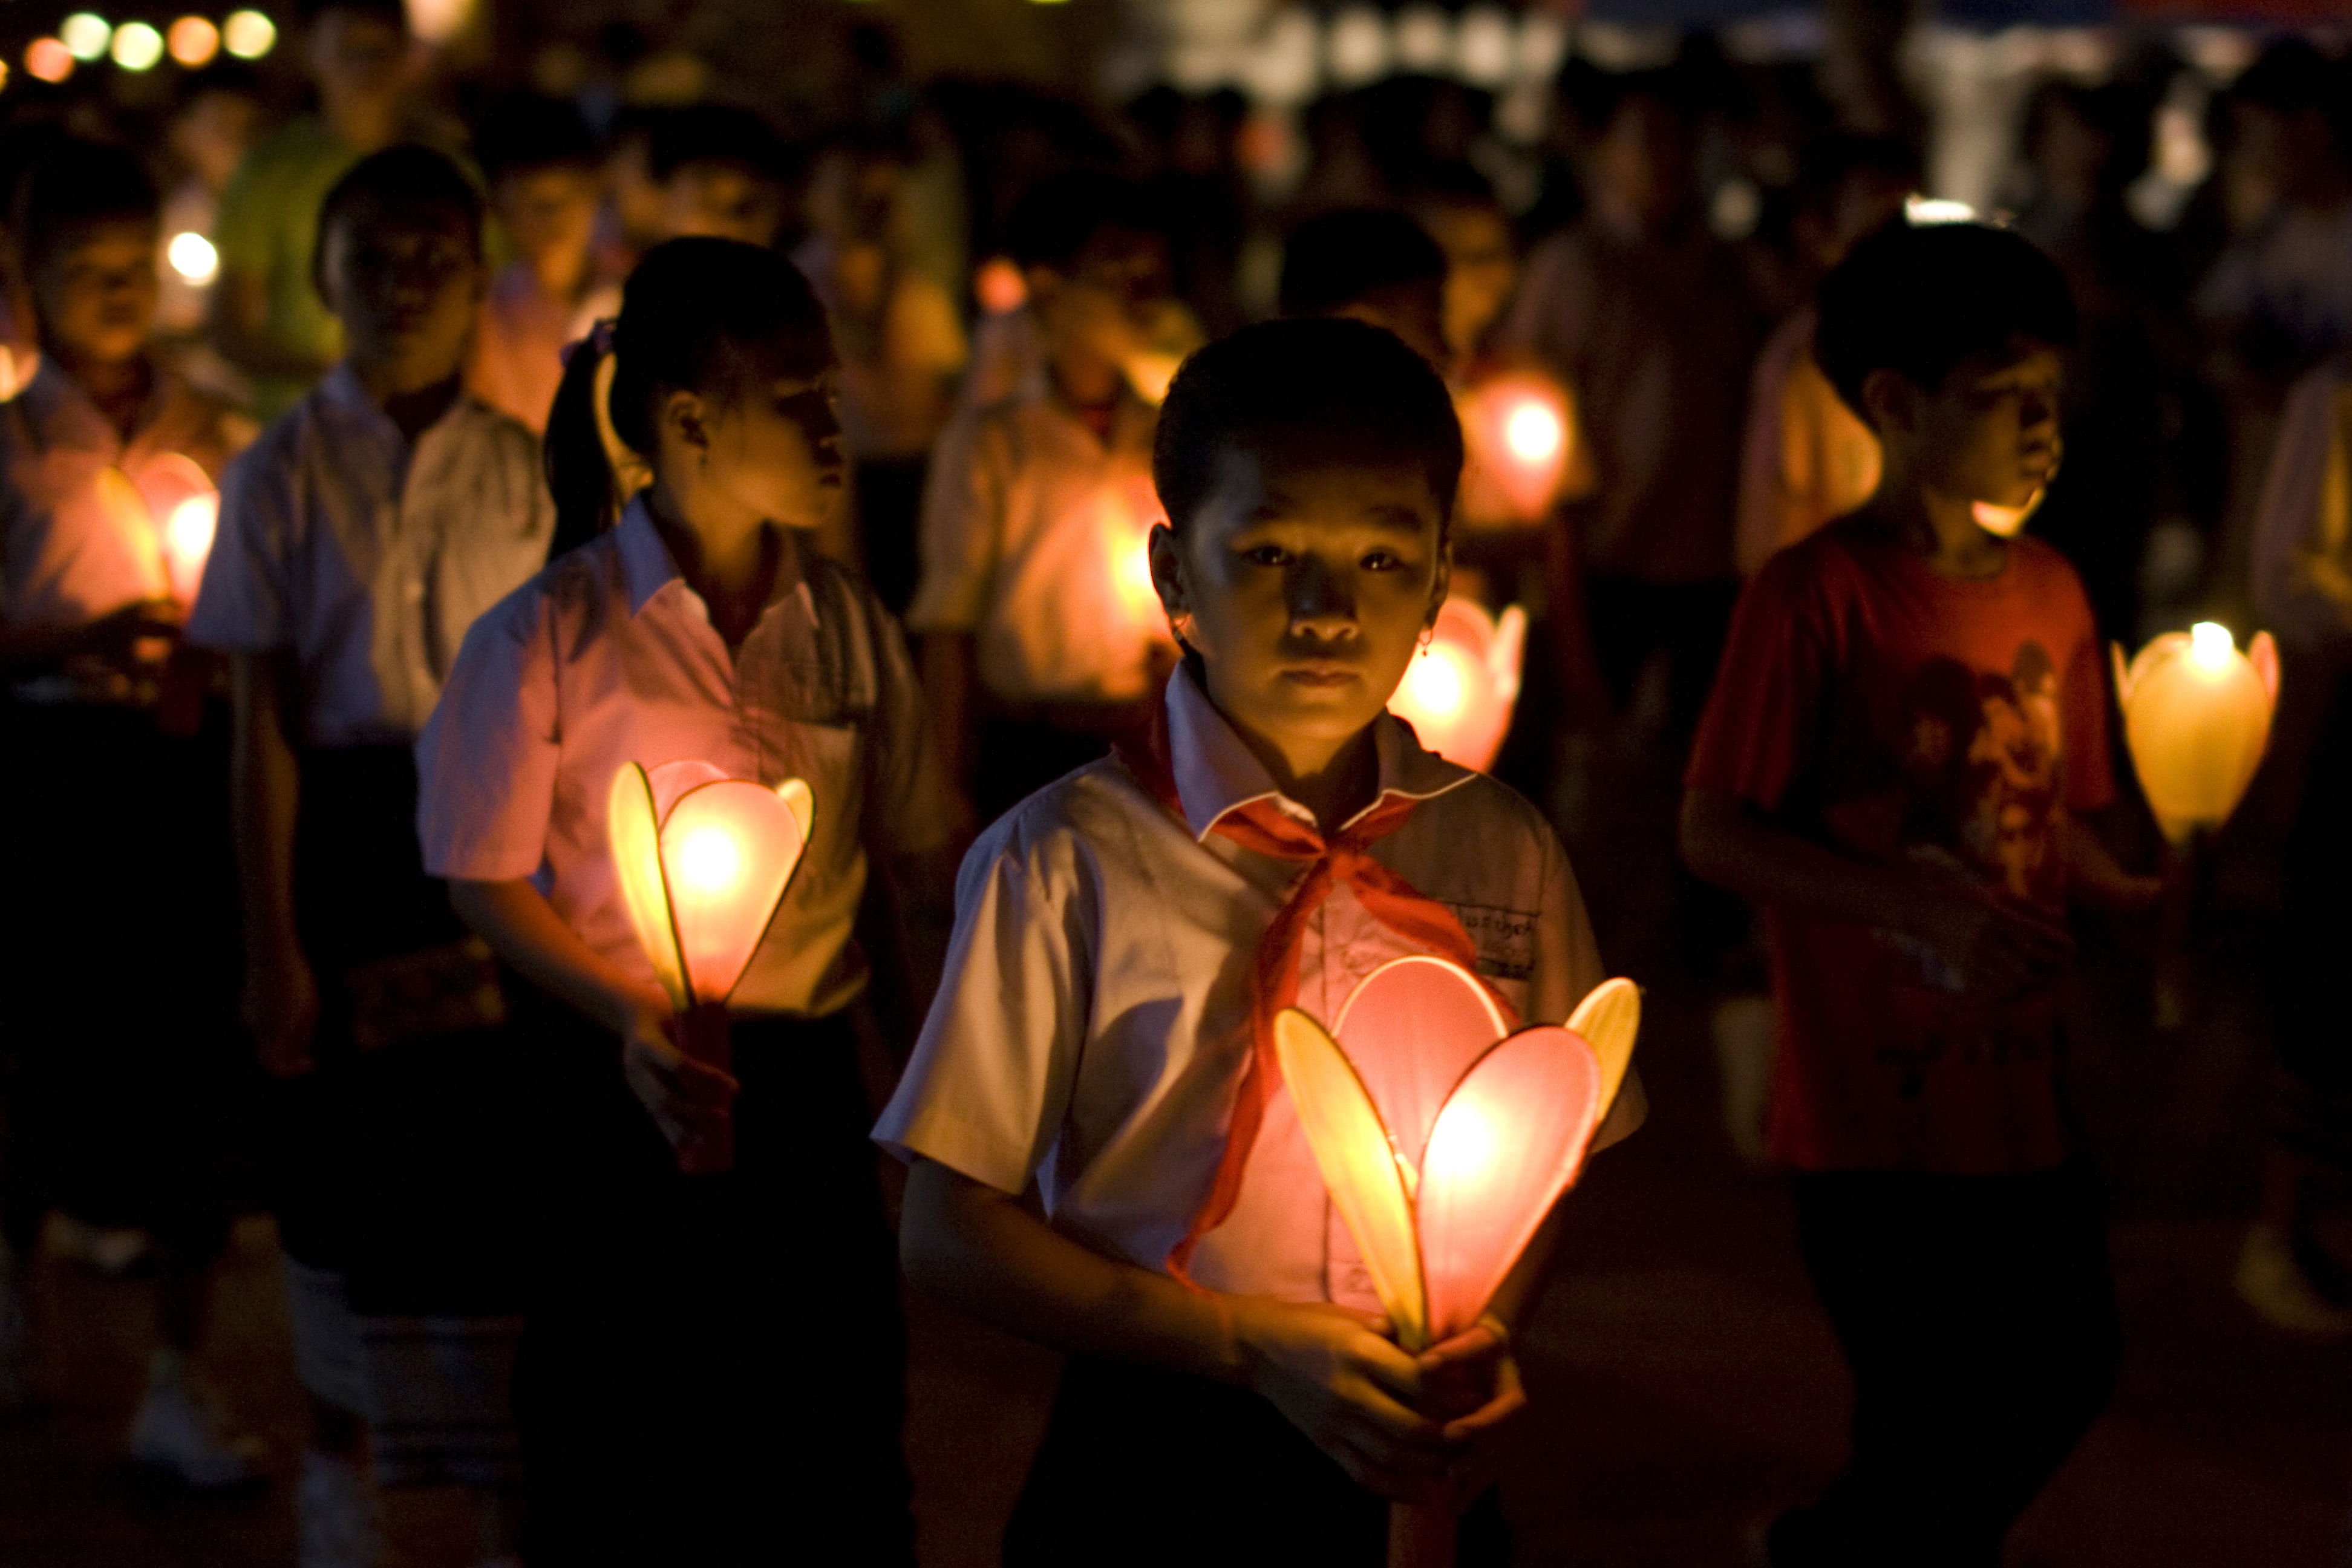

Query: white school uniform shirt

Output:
[904, 373, 1171, 706]
[0, 358, 253, 634]
[186, 363, 552, 745]
[415, 496, 950, 1018]
[874, 669, 1607, 1310]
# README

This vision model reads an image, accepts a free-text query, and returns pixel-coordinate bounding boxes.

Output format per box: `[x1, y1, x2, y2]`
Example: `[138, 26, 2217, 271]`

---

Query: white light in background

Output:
[405, 0, 477, 45]
[110, 21, 163, 71]
[167, 231, 218, 284]
[1453, 7, 1514, 88]
[1326, 9, 1390, 90]
[59, 14, 112, 63]
[222, 10, 276, 59]
[1393, 6, 1451, 74]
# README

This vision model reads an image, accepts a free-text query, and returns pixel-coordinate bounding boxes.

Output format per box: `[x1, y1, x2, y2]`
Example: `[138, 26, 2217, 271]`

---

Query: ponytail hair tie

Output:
[561, 316, 620, 368]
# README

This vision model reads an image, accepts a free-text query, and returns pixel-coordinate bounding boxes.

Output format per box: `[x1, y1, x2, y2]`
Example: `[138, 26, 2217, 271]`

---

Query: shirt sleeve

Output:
[871, 817, 1094, 1192]
[1684, 549, 1829, 812]
[864, 595, 953, 856]
[184, 442, 292, 653]
[414, 580, 561, 881]
[903, 406, 1004, 635]
[2251, 363, 2348, 648]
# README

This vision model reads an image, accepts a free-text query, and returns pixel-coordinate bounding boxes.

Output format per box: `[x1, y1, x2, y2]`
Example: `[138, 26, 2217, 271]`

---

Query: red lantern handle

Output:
[674, 1001, 734, 1175]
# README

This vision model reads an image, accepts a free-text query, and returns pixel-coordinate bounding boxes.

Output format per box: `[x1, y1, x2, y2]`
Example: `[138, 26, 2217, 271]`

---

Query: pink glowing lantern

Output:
[1389, 597, 1526, 773]
[1457, 372, 1573, 527]
[1276, 958, 1639, 1566]
[2113, 622, 2279, 846]
[610, 760, 813, 1172]
[93, 453, 218, 609]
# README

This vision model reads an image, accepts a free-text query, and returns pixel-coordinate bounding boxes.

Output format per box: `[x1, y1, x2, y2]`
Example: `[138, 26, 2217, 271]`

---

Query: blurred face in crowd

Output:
[495, 162, 600, 297]
[1799, 172, 1911, 271]
[307, 8, 410, 116]
[1030, 225, 1172, 376]
[1592, 93, 1693, 234]
[33, 217, 160, 369]
[607, 133, 669, 254]
[170, 89, 263, 196]
[318, 206, 485, 391]
[1867, 339, 2063, 520]
[1331, 283, 1446, 370]
[1418, 199, 1518, 361]
[660, 159, 785, 247]
[1151, 440, 1447, 755]
[658, 345, 844, 532]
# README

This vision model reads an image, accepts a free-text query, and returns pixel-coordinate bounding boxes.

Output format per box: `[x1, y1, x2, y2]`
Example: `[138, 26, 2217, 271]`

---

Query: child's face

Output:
[170, 90, 261, 195]
[659, 162, 783, 247]
[1890, 341, 2064, 518]
[1033, 227, 1171, 371]
[1152, 443, 1447, 755]
[495, 164, 599, 275]
[307, 8, 408, 107]
[319, 209, 484, 388]
[681, 353, 845, 532]
[34, 218, 159, 368]
[1420, 203, 1517, 359]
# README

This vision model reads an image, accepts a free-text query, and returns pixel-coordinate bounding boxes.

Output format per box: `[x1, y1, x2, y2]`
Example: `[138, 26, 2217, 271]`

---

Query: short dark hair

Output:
[474, 94, 598, 186]
[1277, 207, 1446, 320]
[1154, 318, 1463, 534]
[644, 103, 787, 185]
[312, 143, 485, 289]
[1814, 220, 2075, 423]
[14, 139, 158, 276]
[1004, 169, 1157, 272]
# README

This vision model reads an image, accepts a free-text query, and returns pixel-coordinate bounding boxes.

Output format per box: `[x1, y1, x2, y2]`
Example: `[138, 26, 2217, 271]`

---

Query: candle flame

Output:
[1503, 399, 1563, 465]
[2189, 620, 2235, 670]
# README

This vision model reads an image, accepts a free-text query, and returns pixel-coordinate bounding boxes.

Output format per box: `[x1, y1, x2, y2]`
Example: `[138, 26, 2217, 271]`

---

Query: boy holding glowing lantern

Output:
[1681, 221, 2160, 1567]
[0, 137, 258, 1483]
[418, 238, 941, 1560]
[882, 319, 1642, 1562]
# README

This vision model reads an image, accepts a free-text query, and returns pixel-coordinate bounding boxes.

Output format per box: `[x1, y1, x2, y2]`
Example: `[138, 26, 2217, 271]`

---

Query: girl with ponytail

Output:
[415, 237, 942, 1561]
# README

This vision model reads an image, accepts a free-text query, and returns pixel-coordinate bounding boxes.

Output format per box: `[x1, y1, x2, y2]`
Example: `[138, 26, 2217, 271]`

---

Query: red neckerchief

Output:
[1115, 689, 1512, 1279]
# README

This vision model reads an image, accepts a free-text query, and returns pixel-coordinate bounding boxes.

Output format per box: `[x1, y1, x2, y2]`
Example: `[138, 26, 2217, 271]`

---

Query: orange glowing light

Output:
[25, 38, 74, 83]
[2114, 623, 2279, 844]
[1274, 957, 1639, 1351]
[1971, 489, 2043, 538]
[1457, 373, 1575, 526]
[166, 16, 219, 66]
[162, 495, 218, 606]
[1099, 491, 1168, 640]
[974, 256, 1026, 316]
[1388, 597, 1525, 772]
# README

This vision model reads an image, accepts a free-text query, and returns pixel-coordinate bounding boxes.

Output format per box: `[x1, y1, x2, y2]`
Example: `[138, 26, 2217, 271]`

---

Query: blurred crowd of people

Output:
[5, 2, 2352, 1564]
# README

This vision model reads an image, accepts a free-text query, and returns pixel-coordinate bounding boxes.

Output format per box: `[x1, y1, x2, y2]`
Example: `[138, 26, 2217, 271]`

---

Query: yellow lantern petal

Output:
[1273, 1007, 1428, 1350]
[776, 776, 815, 846]
[2113, 626, 2279, 844]
[658, 778, 810, 1006]
[1567, 976, 1642, 1116]
[609, 762, 690, 1011]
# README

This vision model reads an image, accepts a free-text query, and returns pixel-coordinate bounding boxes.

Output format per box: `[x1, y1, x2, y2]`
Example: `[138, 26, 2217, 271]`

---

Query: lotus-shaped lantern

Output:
[1389, 597, 1526, 773]
[1275, 957, 1638, 1564]
[2112, 622, 2278, 845]
[94, 454, 219, 609]
[609, 760, 813, 1172]
[1456, 372, 1573, 527]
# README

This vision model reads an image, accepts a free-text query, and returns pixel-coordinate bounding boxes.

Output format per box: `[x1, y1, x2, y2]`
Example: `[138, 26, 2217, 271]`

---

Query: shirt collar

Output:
[1160, 665, 1475, 843]
[316, 361, 485, 445]
[613, 492, 818, 627]
[20, 355, 169, 457]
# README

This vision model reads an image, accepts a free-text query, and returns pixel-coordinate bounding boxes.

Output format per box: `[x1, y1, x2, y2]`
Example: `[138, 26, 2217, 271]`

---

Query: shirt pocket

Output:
[766, 717, 865, 861]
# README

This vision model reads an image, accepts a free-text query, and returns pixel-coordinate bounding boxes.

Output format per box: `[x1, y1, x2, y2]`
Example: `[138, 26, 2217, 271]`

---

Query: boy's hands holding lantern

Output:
[618, 993, 738, 1151]
[1417, 1314, 1526, 1503]
[1910, 878, 2075, 1000]
[1226, 1294, 1454, 1501]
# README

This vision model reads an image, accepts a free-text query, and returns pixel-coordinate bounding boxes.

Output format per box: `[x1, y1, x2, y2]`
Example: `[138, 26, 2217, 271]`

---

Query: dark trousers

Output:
[2276, 657, 2352, 1168]
[0, 701, 250, 1263]
[854, 456, 929, 618]
[1769, 1166, 2118, 1568]
[1006, 1358, 1508, 1568]
[516, 1006, 914, 1566]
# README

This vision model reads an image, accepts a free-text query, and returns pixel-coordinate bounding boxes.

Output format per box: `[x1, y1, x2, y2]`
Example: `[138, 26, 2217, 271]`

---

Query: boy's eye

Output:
[1361, 549, 1403, 572]
[1240, 543, 1290, 567]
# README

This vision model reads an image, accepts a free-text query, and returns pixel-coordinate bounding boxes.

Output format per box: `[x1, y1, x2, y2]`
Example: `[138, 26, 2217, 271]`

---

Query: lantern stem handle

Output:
[675, 1001, 735, 1175]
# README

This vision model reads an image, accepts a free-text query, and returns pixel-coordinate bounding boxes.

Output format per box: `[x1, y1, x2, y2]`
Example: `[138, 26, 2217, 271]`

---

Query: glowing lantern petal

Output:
[130, 452, 219, 608]
[94, 466, 169, 598]
[1388, 596, 1524, 771]
[1332, 953, 1509, 1174]
[609, 762, 690, 1011]
[1273, 1008, 1427, 1349]
[1416, 1024, 1604, 1341]
[1566, 976, 1641, 1115]
[2113, 624, 2279, 844]
[1457, 372, 1573, 526]
[657, 779, 809, 1005]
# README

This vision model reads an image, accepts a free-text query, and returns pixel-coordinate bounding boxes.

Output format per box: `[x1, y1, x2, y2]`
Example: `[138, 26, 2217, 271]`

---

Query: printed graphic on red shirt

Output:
[1687, 527, 2111, 1172]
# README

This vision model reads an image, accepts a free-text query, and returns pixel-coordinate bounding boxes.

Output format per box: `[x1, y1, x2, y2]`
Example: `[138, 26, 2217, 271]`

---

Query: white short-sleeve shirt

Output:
[185, 363, 553, 745]
[904, 377, 1172, 706]
[874, 669, 1607, 1309]
[416, 497, 950, 1018]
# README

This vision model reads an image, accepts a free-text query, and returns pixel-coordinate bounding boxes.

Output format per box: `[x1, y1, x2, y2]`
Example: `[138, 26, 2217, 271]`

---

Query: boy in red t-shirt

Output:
[1682, 220, 2160, 1567]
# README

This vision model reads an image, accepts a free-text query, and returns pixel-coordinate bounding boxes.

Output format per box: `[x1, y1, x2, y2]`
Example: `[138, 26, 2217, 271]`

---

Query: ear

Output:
[1148, 520, 1192, 639]
[659, 387, 712, 459]
[1859, 366, 1915, 437]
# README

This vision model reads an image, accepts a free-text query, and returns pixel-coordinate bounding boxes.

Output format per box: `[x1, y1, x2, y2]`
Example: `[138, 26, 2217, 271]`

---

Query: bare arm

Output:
[900, 1157, 1456, 1498]
[1680, 785, 2073, 998]
[228, 651, 317, 1074]
[2059, 813, 2164, 912]
[448, 875, 730, 1149]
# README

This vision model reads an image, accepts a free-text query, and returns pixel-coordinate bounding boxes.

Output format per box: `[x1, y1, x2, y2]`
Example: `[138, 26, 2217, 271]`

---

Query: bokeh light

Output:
[168, 16, 220, 66]
[222, 10, 276, 59]
[25, 38, 75, 83]
[59, 13, 112, 62]
[110, 21, 164, 71]
[167, 231, 219, 284]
